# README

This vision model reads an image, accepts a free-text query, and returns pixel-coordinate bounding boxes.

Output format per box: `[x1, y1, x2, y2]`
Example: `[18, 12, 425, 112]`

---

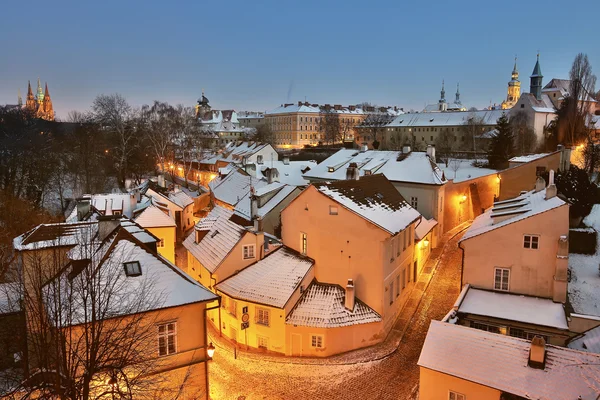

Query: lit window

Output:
[301, 233, 307, 255]
[158, 322, 177, 356]
[524, 235, 539, 249]
[329, 205, 338, 215]
[449, 390, 466, 400]
[123, 261, 141, 277]
[243, 244, 255, 259]
[256, 308, 270, 326]
[311, 335, 323, 348]
[494, 268, 510, 291]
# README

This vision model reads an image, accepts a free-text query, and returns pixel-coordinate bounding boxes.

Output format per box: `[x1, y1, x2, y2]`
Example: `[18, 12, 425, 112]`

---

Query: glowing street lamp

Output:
[207, 342, 215, 359]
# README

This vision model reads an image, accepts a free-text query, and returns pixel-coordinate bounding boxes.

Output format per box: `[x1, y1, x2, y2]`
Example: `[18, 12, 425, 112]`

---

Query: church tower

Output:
[26, 81, 37, 111]
[455, 83, 461, 105]
[41, 83, 55, 120]
[195, 89, 211, 117]
[502, 57, 521, 109]
[36, 78, 44, 104]
[530, 53, 543, 100]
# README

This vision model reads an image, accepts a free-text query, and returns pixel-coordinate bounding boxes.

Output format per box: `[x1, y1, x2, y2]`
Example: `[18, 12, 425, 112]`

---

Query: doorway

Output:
[291, 333, 302, 356]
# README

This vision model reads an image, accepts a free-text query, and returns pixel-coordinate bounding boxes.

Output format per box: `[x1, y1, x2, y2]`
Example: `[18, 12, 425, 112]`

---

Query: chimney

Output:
[345, 279, 355, 311]
[534, 176, 546, 192]
[553, 235, 569, 303]
[251, 193, 259, 223]
[266, 168, 280, 184]
[157, 174, 166, 188]
[528, 336, 546, 369]
[346, 162, 360, 180]
[402, 144, 412, 154]
[426, 144, 436, 161]
[298, 101, 302, 106]
[282, 156, 290, 165]
[348, 105, 356, 111]
[545, 170, 557, 200]
[97, 215, 121, 241]
[76, 197, 91, 221]
[132, 187, 141, 203]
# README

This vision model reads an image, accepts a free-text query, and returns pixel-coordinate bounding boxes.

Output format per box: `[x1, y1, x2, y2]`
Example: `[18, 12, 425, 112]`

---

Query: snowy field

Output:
[437, 159, 497, 183]
[569, 204, 600, 316]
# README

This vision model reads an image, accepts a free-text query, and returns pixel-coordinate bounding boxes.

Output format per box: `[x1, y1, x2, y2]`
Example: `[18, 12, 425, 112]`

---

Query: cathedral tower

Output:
[36, 78, 44, 104]
[502, 57, 521, 109]
[455, 83, 461, 105]
[26, 81, 36, 111]
[42, 83, 54, 119]
[23, 79, 54, 120]
[530, 54, 543, 100]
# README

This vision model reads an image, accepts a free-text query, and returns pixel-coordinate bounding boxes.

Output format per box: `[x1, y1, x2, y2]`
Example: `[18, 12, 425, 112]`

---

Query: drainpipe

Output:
[458, 241, 465, 289]
[203, 298, 221, 400]
[210, 274, 221, 338]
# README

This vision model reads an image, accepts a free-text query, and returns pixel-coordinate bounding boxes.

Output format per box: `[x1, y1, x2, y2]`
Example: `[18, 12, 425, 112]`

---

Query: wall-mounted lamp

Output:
[423, 238, 430, 248]
[207, 342, 215, 359]
[460, 194, 467, 204]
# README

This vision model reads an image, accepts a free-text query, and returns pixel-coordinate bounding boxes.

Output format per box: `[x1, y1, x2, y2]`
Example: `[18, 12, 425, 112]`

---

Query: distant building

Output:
[501, 57, 521, 109]
[195, 91, 247, 145]
[23, 78, 55, 121]
[237, 111, 265, 130]
[423, 81, 467, 112]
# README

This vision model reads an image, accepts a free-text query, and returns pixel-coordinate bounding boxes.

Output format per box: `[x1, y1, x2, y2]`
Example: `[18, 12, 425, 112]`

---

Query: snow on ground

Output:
[437, 159, 497, 183]
[569, 204, 600, 316]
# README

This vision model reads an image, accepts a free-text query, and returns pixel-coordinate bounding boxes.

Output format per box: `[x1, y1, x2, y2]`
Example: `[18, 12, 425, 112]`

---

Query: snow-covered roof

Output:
[0, 282, 21, 315]
[134, 205, 176, 228]
[313, 174, 421, 235]
[569, 204, 600, 316]
[198, 110, 244, 133]
[437, 159, 497, 183]
[569, 324, 600, 354]
[388, 109, 505, 127]
[456, 286, 568, 330]
[14, 221, 98, 251]
[543, 78, 597, 103]
[286, 282, 381, 328]
[420, 321, 600, 400]
[461, 187, 566, 242]
[415, 218, 437, 241]
[223, 141, 273, 159]
[233, 184, 297, 221]
[509, 153, 552, 163]
[168, 190, 194, 209]
[521, 92, 556, 113]
[215, 247, 313, 309]
[47, 237, 217, 326]
[251, 161, 317, 186]
[303, 149, 446, 185]
[183, 206, 247, 273]
[266, 104, 321, 115]
[210, 168, 268, 207]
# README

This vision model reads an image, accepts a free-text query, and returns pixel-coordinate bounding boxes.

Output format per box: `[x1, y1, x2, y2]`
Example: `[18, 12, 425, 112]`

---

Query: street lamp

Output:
[207, 342, 215, 359]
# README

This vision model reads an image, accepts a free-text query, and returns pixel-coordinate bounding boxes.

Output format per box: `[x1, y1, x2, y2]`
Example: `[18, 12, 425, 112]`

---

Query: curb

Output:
[208, 222, 470, 366]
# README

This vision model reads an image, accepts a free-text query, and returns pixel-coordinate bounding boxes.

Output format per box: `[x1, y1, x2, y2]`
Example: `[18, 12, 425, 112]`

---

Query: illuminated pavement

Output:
[207, 226, 468, 400]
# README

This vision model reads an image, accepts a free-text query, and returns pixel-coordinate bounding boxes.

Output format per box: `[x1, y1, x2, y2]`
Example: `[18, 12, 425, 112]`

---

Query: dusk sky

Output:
[1, 0, 598, 119]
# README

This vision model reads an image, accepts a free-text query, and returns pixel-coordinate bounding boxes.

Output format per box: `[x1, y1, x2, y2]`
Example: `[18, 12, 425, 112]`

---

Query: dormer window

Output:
[257, 155, 263, 165]
[123, 261, 142, 277]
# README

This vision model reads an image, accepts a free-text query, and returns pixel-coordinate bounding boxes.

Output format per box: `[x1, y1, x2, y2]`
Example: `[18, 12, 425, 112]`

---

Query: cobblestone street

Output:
[207, 225, 467, 400]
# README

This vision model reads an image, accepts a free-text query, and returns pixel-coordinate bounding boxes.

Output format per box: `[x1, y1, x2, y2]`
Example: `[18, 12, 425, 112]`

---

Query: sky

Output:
[1, 0, 598, 119]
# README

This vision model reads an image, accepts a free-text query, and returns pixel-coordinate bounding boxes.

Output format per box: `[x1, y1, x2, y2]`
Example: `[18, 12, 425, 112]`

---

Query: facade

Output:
[423, 81, 467, 112]
[237, 111, 265, 130]
[454, 175, 571, 344]
[501, 57, 521, 109]
[418, 321, 600, 400]
[24, 78, 55, 121]
[134, 205, 177, 263]
[12, 218, 218, 399]
[195, 92, 248, 145]
[144, 183, 196, 238]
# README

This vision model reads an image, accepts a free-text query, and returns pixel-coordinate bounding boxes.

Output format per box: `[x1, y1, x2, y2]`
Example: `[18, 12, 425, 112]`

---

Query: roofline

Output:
[459, 202, 568, 243]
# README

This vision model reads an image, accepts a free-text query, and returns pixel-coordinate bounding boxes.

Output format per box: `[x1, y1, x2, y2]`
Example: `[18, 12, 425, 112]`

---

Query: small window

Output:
[256, 308, 270, 326]
[389, 281, 394, 305]
[520, 104, 525, 109]
[536, 166, 546, 176]
[494, 268, 510, 291]
[410, 196, 418, 209]
[449, 390, 466, 400]
[329, 205, 338, 215]
[301, 232, 308, 255]
[123, 261, 141, 277]
[524, 235, 539, 250]
[257, 155, 263, 164]
[311, 335, 323, 348]
[257, 335, 269, 349]
[157, 322, 177, 356]
[113, 211, 121, 216]
[243, 244, 255, 259]
[395, 275, 400, 297]
[157, 238, 165, 248]
[402, 268, 406, 289]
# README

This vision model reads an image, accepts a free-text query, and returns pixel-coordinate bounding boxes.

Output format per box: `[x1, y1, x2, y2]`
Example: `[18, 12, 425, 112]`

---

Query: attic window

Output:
[211, 230, 219, 238]
[328, 167, 335, 172]
[123, 261, 142, 277]
[429, 118, 434, 122]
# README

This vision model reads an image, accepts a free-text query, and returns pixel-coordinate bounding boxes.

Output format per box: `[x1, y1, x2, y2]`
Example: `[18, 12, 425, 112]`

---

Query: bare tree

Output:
[339, 117, 355, 142]
[385, 132, 405, 151]
[461, 113, 486, 153]
[253, 123, 275, 144]
[92, 94, 137, 189]
[448, 159, 462, 179]
[318, 110, 341, 145]
[142, 101, 178, 178]
[510, 111, 537, 155]
[174, 105, 203, 188]
[358, 113, 394, 149]
[435, 130, 456, 165]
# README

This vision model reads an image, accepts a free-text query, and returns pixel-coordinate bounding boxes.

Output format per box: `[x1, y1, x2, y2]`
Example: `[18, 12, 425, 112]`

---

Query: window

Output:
[228, 299, 237, 317]
[449, 390, 465, 400]
[311, 335, 323, 348]
[329, 205, 338, 215]
[301, 233, 307, 255]
[521, 104, 525, 108]
[123, 261, 141, 277]
[536, 166, 546, 176]
[402, 268, 406, 289]
[256, 308, 270, 326]
[257, 335, 268, 349]
[389, 281, 394, 305]
[158, 322, 177, 356]
[509, 327, 545, 341]
[410, 196, 418, 209]
[494, 268, 510, 291]
[157, 238, 165, 248]
[524, 235, 539, 250]
[395, 275, 400, 297]
[243, 244, 255, 259]
[471, 321, 502, 334]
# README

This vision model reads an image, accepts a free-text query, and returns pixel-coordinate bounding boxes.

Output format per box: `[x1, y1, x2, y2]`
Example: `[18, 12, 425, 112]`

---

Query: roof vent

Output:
[528, 336, 546, 370]
[346, 163, 360, 180]
[534, 176, 546, 193]
[345, 279, 355, 311]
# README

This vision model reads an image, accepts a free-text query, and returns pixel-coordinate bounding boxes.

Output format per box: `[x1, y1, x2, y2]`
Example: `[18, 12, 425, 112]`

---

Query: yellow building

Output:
[134, 205, 177, 264]
[501, 57, 521, 109]
[418, 321, 600, 400]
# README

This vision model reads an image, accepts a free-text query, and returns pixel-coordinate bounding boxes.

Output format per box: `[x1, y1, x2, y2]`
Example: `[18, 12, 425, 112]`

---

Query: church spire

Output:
[44, 82, 50, 100]
[36, 78, 44, 103]
[18, 89, 23, 106]
[530, 53, 543, 100]
[27, 81, 33, 98]
[440, 80, 446, 102]
[455, 83, 461, 104]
